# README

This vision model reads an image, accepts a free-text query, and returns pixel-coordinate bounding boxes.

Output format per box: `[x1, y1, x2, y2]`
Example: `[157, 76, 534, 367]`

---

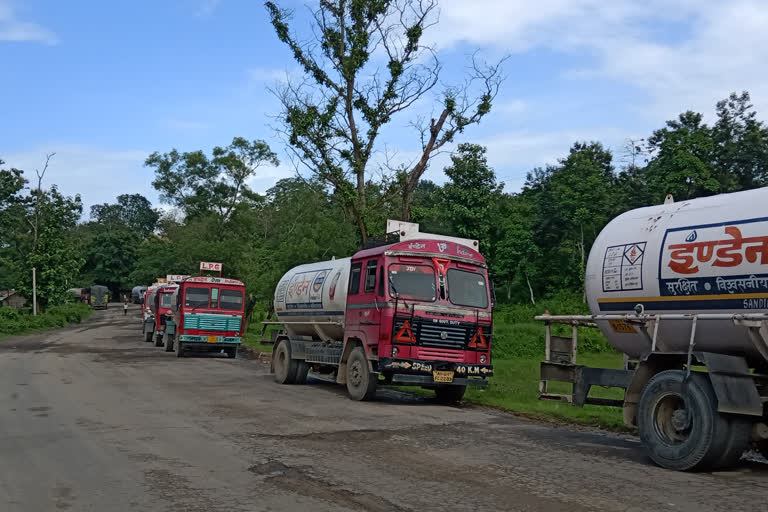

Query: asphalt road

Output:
[1, 306, 766, 511]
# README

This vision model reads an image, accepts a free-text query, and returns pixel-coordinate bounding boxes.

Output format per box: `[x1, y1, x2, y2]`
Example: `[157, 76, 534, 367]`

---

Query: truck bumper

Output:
[178, 335, 241, 344]
[379, 357, 493, 387]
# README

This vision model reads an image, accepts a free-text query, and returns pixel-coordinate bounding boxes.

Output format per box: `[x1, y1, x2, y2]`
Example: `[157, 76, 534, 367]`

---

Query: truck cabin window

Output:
[447, 269, 488, 308]
[219, 289, 243, 310]
[388, 264, 436, 302]
[160, 293, 173, 308]
[348, 262, 362, 294]
[364, 260, 377, 293]
[185, 287, 210, 308]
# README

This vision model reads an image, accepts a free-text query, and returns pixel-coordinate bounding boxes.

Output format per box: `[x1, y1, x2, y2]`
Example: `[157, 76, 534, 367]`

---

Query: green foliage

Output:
[0, 302, 92, 337]
[90, 193, 159, 238]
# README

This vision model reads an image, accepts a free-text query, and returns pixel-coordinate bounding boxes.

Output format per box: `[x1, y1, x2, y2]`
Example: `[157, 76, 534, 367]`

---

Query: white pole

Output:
[32, 267, 37, 316]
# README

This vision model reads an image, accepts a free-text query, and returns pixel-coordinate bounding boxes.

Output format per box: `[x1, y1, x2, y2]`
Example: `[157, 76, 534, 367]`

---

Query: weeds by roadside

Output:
[0, 303, 93, 338]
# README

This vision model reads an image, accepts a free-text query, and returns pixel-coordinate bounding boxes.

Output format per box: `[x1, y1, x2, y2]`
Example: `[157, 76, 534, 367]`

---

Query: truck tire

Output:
[294, 360, 309, 384]
[165, 334, 175, 352]
[144, 330, 152, 343]
[637, 370, 740, 471]
[154, 333, 164, 347]
[273, 339, 298, 384]
[227, 346, 237, 359]
[346, 346, 376, 401]
[435, 385, 466, 404]
[757, 440, 768, 460]
[176, 341, 185, 358]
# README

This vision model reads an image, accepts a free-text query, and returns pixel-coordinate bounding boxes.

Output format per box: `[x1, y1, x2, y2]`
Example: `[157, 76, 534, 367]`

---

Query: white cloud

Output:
[196, 0, 221, 17]
[0, 1, 58, 44]
[2, 145, 154, 215]
[433, 0, 768, 121]
[247, 67, 290, 84]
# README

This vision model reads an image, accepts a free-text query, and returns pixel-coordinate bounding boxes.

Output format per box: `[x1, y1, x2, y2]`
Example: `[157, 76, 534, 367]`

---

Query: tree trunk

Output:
[401, 186, 413, 222]
[525, 273, 536, 305]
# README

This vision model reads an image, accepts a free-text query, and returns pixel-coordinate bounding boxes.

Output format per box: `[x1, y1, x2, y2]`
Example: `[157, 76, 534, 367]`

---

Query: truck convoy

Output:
[268, 222, 494, 402]
[538, 188, 768, 471]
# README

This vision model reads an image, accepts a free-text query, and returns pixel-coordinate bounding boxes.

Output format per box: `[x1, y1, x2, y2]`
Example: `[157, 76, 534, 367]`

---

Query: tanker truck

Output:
[266, 221, 494, 403]
[537, 189, 768, 471]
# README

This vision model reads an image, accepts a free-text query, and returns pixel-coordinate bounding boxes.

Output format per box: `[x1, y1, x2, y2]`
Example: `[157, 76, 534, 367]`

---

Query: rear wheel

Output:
[176, 341, 185, 358]
[273, 339, 297, 384]
[346, 346, 376, 401]
[154, 333, 164, 347]
[435, 385, 467, 404]
[294, 360, 309, 384]
[144, 329, 152, 343]
[637, 370, 744, 471]
[165, 334, 175, 352]
[226, 346, 238, 359]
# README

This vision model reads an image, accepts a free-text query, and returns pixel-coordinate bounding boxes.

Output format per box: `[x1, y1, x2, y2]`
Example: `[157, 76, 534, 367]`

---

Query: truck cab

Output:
[167, 277, 245, 358]
[149, 284, 178, 348]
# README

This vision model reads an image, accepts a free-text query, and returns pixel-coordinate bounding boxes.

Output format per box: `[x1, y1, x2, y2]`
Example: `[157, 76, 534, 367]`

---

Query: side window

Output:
[364, 260, 377, 293]
[348, 262, 363, 295]
[378, 266, 384, 297]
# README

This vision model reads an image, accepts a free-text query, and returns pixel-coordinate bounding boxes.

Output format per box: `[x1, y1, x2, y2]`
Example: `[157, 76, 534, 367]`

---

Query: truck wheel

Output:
[227, 346, 237, 359]
[165, 334, 174, 352]
[144, 330, 152, 343]
[176, 341, 185, 358]
[154, 333, 164, 347]
[273, 339, 297, 384]
[346, 346, 376, 401]
[294, 360, 309, 384]
[637, 370, 739, 471]
[435, 385, 466, 404]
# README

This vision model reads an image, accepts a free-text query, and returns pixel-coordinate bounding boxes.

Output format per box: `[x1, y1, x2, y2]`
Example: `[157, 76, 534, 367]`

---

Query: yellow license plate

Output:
[207, 336, 218, 343]
[433, 371, 454, 383]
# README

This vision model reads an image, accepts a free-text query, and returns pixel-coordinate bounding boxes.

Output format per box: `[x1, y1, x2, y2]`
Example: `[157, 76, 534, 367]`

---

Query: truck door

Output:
[345, 259, 382, 345]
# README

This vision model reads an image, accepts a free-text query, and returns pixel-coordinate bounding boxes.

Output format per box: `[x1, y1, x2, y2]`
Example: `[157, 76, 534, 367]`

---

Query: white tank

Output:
[273, 258, 351, 340]
[586, 187, 768, 362]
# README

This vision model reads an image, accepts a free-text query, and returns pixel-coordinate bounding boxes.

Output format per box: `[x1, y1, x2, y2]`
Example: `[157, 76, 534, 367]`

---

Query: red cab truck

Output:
[268, 224, 494, 402]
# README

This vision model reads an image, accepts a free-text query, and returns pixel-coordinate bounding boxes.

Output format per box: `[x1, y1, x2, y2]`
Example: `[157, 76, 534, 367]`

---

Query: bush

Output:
[0, 303, 92, 337]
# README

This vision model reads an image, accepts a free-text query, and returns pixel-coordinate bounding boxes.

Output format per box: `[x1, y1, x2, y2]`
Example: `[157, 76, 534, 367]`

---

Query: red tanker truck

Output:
[266, 221, 494, 402]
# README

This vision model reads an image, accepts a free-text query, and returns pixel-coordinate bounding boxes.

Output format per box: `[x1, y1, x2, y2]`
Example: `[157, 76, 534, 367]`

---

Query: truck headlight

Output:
[480, 354, 487, 364]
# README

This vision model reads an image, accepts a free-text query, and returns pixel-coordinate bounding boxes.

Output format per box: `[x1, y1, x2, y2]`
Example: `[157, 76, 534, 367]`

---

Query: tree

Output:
[440, 143, 502, 247]
[0, 160, 28, 290]
[146, 137, 279, 221]
[90, 193, 159, 238]
[266, 0, 505, 241]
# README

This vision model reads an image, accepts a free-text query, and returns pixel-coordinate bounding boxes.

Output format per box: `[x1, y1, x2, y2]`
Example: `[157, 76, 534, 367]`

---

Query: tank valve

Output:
[634, 304, 645, 315]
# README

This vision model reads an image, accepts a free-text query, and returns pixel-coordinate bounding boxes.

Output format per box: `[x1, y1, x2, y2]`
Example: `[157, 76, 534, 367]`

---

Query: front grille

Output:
[184, 313, 241, 332]
[415, 347, 465, 362]
[417, 323, 468, 349]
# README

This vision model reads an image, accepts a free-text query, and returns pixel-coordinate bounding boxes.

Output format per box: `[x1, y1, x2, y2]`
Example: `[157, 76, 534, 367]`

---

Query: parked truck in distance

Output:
[89, 285, 109, 309]
[145, 284, 178, 347]
[538, 188, 768, 471]
[166, 276, 245, 358]
[266, 220, 494, 402]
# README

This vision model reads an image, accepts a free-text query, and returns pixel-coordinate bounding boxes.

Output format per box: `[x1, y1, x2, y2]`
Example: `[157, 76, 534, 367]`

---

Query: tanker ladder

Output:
[536, 312, 768, 471]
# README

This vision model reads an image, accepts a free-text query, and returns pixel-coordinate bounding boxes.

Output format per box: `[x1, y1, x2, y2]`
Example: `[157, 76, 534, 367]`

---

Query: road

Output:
[0, 306, 766, 512]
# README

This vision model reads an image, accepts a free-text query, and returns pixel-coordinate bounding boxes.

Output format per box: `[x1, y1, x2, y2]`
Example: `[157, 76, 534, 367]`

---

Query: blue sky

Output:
[3, 0, 768, 214]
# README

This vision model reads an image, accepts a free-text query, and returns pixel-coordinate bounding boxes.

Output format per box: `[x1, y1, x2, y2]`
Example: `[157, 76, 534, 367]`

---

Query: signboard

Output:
[200, 262, 222, 272]
[387, 219, 419, 237]
[166, 274, 190, 283]
[659, 218, 768, 309]
[157, 278, 167, 284]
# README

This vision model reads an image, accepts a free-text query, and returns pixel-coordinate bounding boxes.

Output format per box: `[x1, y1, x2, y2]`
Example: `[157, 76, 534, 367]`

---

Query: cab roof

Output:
[353, 238, 486, 266]
[181, 276, 245, 287]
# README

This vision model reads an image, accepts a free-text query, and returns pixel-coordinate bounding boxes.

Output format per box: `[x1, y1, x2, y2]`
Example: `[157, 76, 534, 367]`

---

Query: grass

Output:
[0, 303, 93, 338]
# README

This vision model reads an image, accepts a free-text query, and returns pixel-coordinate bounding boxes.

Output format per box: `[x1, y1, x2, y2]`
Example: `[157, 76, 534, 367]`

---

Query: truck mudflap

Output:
[379, 357, 492, 386]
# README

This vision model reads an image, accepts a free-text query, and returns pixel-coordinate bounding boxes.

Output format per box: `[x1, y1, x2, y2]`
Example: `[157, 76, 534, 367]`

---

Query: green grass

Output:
[0, 303, 93, 338]
[463, 353, 627, 430]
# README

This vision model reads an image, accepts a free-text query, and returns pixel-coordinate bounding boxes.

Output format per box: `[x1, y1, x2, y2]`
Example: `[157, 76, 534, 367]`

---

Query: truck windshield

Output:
[388, 264, 436, 302]
[219, 289, 243, 310]
[185, 287, 210, 308]
[447, 269, 488, 308]
[160, 294, 172, 307]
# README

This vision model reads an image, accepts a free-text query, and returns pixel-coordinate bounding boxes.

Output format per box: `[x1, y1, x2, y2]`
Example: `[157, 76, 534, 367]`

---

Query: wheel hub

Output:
[671, 408, 690, 432]
[349, 360, 362, 387]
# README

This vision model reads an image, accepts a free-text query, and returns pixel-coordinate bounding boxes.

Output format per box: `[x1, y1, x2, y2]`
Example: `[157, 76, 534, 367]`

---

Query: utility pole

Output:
[32, 267, 37, 316]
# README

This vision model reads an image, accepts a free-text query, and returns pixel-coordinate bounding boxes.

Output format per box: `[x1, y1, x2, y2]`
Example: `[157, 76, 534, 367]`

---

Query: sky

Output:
[3, 0, 768, 215]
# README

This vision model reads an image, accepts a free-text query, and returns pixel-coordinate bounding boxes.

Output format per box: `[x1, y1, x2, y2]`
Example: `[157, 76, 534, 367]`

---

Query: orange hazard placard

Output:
[394, 320, 416, 343]
[468, 327, 488, 349]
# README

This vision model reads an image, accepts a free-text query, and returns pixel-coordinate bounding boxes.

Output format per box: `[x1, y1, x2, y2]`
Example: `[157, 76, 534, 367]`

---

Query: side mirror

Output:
[489, 280, 497, 310]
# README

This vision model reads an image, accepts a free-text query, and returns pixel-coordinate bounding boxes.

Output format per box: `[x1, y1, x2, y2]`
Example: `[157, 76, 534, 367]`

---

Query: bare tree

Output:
[265, 0, 506, 241]
[28, 152, 55, 253]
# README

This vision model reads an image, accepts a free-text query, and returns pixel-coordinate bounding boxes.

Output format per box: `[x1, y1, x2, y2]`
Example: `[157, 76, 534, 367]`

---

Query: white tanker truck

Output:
[538, 188, 768, 471]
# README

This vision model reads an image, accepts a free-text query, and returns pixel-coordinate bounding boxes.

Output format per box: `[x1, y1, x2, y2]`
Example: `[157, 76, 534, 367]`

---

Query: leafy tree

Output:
[147, 137, 278, 221]
[0, 160, 28, 290]
[265, 0, 505, 241]
[90, 193, 159, 238]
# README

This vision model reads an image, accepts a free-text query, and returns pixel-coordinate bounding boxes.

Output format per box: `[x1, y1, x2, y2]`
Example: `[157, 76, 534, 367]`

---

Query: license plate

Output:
[433, 371, 454, 383]
[207, 336, 218, 343]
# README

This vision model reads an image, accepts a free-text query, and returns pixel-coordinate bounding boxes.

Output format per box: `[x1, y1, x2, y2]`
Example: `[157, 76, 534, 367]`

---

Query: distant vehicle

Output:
[131, 286, 148, 304]
[538, 188, 768, 471]
[67, 288, 89, 304]
[145, 284, 178, 348]
[89, 285, 109, 309]
[142, 285, 160, 342]
[267, 220, 493, 403]
[165, 276, 245, 358]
